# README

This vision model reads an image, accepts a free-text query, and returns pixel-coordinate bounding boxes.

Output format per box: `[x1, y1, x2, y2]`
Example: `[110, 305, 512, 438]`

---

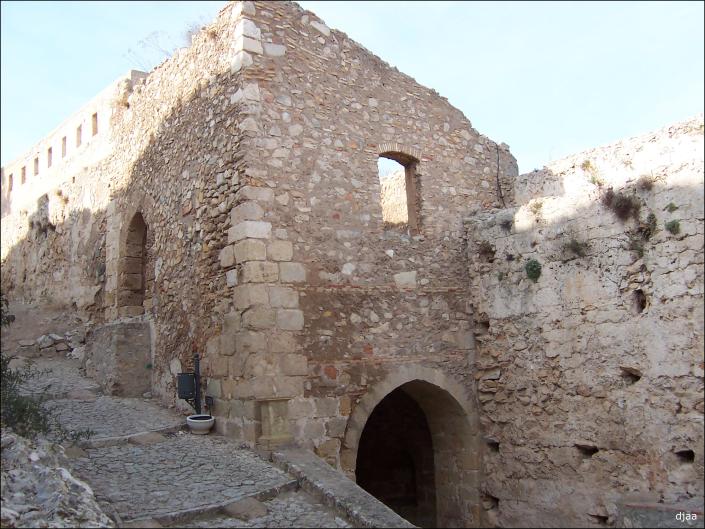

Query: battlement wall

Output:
[0, 70, 147, 219]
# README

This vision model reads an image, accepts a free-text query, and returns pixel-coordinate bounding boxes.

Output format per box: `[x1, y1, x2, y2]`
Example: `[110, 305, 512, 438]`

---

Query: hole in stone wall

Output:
[8, 174, 13, 192]
[92, 112, 99, 136]
[675, 449, 695, 463]
[481, 492, 499, 510]
[33, 157, 39, 176]
[62, 136, 67, 157]
[620, 366, 642, 385]
[478, 241, 495, 263]
[485, 438, 500, 452]
[378, 152, 420, 234]
[21, 167, 26, 184]
[588, 514, 609, 526]
[76, 125, 82, 147]
[47, 147, 53, 168]
[575, 443, 599, 458]
[632, 289, 647, 314]
[474, 318, 490, 337]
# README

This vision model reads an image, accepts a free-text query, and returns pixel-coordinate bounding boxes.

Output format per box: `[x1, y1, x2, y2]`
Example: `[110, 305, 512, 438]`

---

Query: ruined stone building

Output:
[1, 1, 703, 527]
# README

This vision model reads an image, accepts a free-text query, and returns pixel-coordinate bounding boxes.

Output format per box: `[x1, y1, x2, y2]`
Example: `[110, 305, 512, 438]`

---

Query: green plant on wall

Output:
[581, 159, 604, 186]
[529, 200, 543, 220]
[525, 259, 542, 283]
[665, 220, 681, 235]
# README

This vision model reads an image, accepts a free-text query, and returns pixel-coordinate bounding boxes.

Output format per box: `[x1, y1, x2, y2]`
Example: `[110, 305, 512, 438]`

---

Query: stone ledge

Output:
[270, 448, 415, 528]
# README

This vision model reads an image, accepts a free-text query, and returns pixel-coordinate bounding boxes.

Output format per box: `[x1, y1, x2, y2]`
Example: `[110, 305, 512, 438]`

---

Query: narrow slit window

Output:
[62, 136, 67, 157]
[377, 152, 420, 234]
[21, 167, 26, 184]
[8, 174, 13, 192]
[76, 125, 82, 147]
[47, 147, 53, 167]
[92, 113, 98, 136]
[34, 157, 39, 176]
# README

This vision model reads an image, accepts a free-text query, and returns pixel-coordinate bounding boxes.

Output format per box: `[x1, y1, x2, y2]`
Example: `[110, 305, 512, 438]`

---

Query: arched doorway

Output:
[344, 368, 481, 528]
[356, 387, 437, 527]
[118, 212, 147, 316]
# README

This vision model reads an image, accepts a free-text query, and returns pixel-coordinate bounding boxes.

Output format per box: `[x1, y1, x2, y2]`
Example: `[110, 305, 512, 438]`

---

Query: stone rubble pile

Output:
[16, 327, 88, 362]
[0, 428, 115, 528]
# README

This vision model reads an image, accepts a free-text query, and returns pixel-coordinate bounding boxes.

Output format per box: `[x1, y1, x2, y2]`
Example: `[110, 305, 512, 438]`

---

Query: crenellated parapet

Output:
[0, 70, 147, 219]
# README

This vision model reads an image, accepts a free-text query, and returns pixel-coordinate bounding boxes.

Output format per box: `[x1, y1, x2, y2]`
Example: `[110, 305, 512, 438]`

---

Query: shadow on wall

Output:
[0, 46, 249, 406]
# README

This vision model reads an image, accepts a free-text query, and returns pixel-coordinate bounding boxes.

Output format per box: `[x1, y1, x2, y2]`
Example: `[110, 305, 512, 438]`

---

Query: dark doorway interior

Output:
[355, 387, 437, 527]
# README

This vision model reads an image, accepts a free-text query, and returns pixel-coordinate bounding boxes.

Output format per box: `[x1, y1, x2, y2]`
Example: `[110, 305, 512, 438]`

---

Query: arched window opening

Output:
[118, 212, 148, 315]
[377, 152, 420, 234]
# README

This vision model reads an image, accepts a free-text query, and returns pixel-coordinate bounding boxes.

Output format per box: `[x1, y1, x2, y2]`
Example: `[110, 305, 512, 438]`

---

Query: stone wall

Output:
[4, 1, 701, 527]
[379, 169, 408, 225]
[465, 115, 704, 527]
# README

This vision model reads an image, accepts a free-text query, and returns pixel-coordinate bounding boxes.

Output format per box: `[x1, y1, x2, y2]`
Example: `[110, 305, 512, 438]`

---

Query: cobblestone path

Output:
[19, 358, 100, 397]
[26, 356, 353, 528]
[46, 397, 183, 441]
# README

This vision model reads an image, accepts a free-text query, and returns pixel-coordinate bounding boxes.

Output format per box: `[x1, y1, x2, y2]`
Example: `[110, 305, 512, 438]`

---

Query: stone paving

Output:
[45, 396, 183, 441]
[182, 491, 351, 528]
[19, 357, 100, 398]
[23, 355, 359, 528]
[70, 432, 296, 521]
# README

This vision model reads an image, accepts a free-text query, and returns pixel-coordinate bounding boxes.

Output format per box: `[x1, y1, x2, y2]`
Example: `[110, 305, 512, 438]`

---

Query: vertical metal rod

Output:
[194, 352, 201, 415]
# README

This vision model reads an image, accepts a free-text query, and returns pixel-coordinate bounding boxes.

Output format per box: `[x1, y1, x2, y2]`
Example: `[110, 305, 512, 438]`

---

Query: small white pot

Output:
[186, 414, 215, 435]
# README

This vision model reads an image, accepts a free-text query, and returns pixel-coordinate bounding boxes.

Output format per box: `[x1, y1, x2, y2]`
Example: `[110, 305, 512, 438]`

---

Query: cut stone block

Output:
[267, 240, 293, 261]
[241, 261, 279, 283]
[279, 262, 306, 283]
[277, 309, 304, 331]
[234, 239, 266, 263]
[228, 221, 272, 243]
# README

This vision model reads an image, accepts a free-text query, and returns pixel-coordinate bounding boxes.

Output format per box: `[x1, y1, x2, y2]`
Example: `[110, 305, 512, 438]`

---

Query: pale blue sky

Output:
[2, 1, 703, 173]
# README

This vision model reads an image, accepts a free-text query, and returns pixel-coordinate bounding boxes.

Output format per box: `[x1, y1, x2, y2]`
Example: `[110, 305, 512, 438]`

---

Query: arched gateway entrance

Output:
[342, 367, 482, 528]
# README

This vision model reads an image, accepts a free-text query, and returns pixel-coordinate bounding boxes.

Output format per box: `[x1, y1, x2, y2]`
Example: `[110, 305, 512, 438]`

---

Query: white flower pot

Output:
[186, 414, 215, 435]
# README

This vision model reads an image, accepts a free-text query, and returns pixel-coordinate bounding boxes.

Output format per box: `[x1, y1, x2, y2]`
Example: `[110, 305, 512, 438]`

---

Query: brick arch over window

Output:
[117, 211, 148, 316]
[377, 143, 422, 234]
[341, 365, 483, 528]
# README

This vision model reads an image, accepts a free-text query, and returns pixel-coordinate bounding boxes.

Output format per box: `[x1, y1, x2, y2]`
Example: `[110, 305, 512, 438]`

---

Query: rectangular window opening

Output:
[47, 147, 53, 167]
[34, 157, 39, 176]
[8, 174, 13, 192]
[21, 167, 26, 184]
[76, 125, 82, 147]
[92, 113, 98, 136]
[377, 154, 420, 234]
[62, 136, 67, 157]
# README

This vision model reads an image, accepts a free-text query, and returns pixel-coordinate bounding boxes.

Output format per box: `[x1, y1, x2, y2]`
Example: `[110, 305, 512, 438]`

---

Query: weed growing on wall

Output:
[601, 188, 641, 221]
[665, 220, 681, 235]
[563, 238, 589, 258]
[525, 259, 542, 283]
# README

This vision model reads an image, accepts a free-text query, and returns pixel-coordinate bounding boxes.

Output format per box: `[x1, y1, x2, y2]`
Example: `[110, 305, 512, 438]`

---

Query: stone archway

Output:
[117, 211, 147, 317]
[342, 366, 482, 528]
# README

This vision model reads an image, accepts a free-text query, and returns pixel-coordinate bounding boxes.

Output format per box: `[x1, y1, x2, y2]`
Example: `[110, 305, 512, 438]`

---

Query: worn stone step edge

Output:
[80, 423, 186, 448]
[269, 448, 416, 528]
[118, 478, 299, 527]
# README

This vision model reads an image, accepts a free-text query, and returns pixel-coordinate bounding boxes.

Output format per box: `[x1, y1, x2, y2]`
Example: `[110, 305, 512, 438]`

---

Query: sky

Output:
[1, 1, 703, 173]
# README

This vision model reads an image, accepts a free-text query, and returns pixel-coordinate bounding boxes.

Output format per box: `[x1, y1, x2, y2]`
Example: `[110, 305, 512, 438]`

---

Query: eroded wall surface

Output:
[465, 116, 704, 527]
